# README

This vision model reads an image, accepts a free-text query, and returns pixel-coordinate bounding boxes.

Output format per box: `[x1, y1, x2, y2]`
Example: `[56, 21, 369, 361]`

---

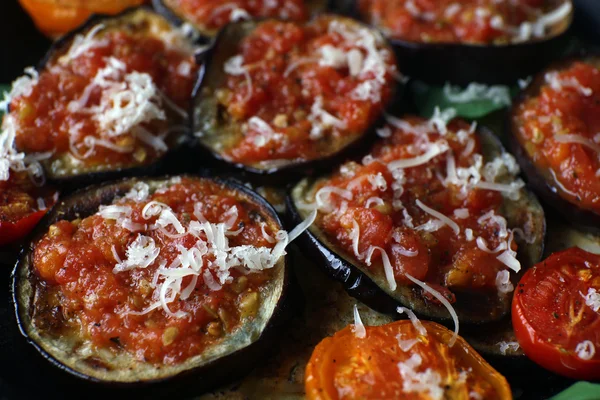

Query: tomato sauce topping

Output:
[358, 0, 570, 44]
[305, 320, 511, 399]
[7, 17, 197, 175]
[514, 60, 600, 213]
[32, 177, 284, 365]
[208, 16, 397, 165]
[164, 0, 309, 32]
[307, 115, 525, 301]
[512, 247, 600, 380]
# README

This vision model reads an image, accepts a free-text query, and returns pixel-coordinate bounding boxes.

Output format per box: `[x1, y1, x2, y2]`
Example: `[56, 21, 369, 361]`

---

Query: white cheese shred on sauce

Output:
[105, 185, 317, 320]
[575, 340, 596, 361]
[397, 306, 427, 336]
[352, 304, 367, 338]
[405, 273, 459, 347]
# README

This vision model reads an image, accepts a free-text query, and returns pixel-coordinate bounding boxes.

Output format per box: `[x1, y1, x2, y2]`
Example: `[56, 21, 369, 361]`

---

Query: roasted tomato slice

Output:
[512, 247, 600, 380]
[305, 320, 512, 400]
[19, 0, 145, 37]
[0, 209, 46, 246]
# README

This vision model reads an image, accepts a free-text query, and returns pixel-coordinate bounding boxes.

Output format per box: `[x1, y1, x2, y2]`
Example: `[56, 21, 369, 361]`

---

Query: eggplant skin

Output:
[30, 7, 194, 185]
[337, 0, 573, 85]
[12, 175, 289, 390]
[191, 17, 400, 184]
[509, 54, 600, 234]
[287, 128, 545, 324]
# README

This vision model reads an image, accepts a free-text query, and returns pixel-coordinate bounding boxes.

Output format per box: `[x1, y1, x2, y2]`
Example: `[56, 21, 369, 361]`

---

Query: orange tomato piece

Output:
[305, 320, 512, 400]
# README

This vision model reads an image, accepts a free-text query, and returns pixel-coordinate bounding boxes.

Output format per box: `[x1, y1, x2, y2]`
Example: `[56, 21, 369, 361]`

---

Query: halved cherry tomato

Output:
[512, 247, 600, 380]
[305, 320, 512, 400]
[0, 209, 47, 246]
[19, 0, 145, 38]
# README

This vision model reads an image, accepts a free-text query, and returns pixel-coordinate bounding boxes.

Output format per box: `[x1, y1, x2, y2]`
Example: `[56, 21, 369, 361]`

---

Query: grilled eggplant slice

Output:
[510, 55, 600, 234]
[288, 125, 545, 324]
[192, 15, 399, 182]
[4, 7, 198, 185]
[13, 175, 288, 387]
[152, 0, 330, 39]
[337, 0, 573, 85]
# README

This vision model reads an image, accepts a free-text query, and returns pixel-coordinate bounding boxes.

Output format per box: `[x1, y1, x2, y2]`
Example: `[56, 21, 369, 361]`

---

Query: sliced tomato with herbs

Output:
[305, 320, 512, 400]
[0, 171, 57, 246]
[512, 247, 600, 380]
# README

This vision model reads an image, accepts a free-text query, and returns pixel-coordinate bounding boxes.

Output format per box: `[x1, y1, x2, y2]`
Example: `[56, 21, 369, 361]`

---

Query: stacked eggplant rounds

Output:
[289, 114, 545, 324]
[349, 0, 573, 84]
[510, 55, 600, 233]
[3, 8, 197, 184]
[153, 0, 329, 38]
[192, 15, 400, 180]
[14, 176, 290, 385]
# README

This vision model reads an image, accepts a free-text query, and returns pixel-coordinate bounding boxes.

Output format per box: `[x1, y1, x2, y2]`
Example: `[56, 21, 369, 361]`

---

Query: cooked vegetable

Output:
[153, 0, 328, 37]
[510, 55, 600, 233]
[512, 247, 600, 380]
[13, 176, 290, 386]
[305, 320, 513, 399]
[289, 114, 545, 323]
[19, 0, 145, 38]
[192, 15, 399, 181]
[340, 0, 573, 84]
[3, 7, 197, 183]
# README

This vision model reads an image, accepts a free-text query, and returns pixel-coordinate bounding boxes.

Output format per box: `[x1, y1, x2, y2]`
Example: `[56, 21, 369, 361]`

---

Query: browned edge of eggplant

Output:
[151, 0, 333, 39]
[12, 175, 290, 392]
[286, 127, 546, 325]
[24, 6, 196, 186]
[508, 53, 600, 234]
[334, 0, 573, 85]
[190, 16, 401, 185]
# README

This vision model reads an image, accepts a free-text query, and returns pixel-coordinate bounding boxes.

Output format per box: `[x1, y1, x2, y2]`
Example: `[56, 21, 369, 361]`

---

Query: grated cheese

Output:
[582, 288, 600, 313]
[443, 82, 511, 107]
[352, 304, 367, 338]
[365, 246, 397, 291]
[495, 270, 514, 294]
[397, 306, 427, 336]
[397, 354, 444, 400]
[113, 235, 160, 273]
[497, 341, 520, 355]
[575, 340, 596, 361]
[0, 67, 39, 112]
[416, 199, 460, 235]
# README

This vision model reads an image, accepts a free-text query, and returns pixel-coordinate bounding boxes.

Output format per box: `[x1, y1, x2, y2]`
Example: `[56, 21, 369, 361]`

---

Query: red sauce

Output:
[213, 16, 396, 165]
[32, 177, 281, 365]
[165, 0, 309, 32]
[358, 0, 564, 44]
[514, 60, 600, 213]
[311, 116, 518, 300]
[10, 26, 197, 172]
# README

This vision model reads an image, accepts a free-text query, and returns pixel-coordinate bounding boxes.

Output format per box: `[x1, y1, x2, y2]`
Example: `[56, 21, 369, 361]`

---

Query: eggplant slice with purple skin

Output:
[287, 128, 545, 324]
[152, 0, 331, 39]
[191, 16, 400, 184]
[10, 7, 196, 186]
[509, 55, 600, 234]
[13, 175, 289, 388]
[336, 0, 573, 85]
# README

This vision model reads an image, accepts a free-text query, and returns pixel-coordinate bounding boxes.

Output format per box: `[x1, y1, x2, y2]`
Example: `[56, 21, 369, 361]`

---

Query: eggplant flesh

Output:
[288, 129, 545, 324]
[13, 176, 288, 385]
[26, 7, 194, 183]
[191, 17, 397, 181]
[152, 0, 330, 38]
[335, 0, 573, 85]
[199, 247, 393, 399]
[510, 55, 600, 234]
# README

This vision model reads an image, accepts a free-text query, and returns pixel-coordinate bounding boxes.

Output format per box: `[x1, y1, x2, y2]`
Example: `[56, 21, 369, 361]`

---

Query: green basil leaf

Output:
[412, 81, 518, 119]
[551, 382, 600, 400]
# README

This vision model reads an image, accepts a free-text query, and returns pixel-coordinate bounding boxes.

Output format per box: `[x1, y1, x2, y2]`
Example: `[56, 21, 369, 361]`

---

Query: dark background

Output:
[0, 1, 599, 399]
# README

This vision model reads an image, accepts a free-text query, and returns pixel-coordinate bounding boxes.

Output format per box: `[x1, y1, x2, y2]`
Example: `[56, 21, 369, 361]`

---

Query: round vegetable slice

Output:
[512, 247, 600, 380]
[341, 0, 573, 84]
[509, 55, 600, 233]
[192, 15, 400, 182]
[305, 320, 512, 399]
[13, 175, 290, 387]
[3, 7, 198, 184]
[288, 114, 545, 323]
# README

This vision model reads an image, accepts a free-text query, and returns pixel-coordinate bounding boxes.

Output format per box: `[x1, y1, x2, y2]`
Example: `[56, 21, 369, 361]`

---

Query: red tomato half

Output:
[512, 247, 600, 380]
[0, 209, 47, 246]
